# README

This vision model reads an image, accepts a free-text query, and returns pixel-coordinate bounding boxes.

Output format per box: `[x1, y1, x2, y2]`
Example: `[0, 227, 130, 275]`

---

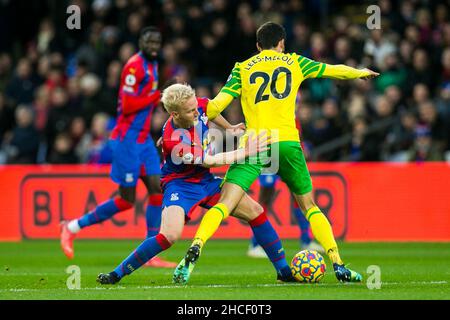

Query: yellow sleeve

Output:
[295, 55, 327, 79]
[206, 91, 234, 120]
[220, 62, 242, 98]
[320, 64, 372, 80]
[294, 54, 371, 80]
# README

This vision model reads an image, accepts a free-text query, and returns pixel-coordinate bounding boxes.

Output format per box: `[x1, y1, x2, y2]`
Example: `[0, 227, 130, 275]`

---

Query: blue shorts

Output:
[162, 176, 222, 221]
[258, 174, 279, 188]
[109, 137, 161, 187]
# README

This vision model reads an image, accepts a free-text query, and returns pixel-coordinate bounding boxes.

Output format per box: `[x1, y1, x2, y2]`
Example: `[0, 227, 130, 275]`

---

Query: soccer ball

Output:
[290, 250, 326, 283]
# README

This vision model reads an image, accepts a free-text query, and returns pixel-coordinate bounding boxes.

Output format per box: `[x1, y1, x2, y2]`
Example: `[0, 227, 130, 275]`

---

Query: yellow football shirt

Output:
[207, 49, 371, 143]
[219, 50, 326, 142]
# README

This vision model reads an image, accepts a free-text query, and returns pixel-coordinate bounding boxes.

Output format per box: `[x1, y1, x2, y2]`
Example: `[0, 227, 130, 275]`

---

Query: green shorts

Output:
[223, 141, 312, 195]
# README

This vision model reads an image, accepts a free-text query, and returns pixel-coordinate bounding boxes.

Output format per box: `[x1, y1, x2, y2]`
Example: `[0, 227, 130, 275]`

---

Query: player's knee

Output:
[119, 189, 136, 204]
[241, 202, 263, 221]
[146, 177, 162, 194]
[156, 233, 174, 250]
[147, 184, 161, 195]
[161, 230, 181, 244]
[114, 197, 134, 210]
[253, 202, 264, 215]
[250, 204, 265, 220]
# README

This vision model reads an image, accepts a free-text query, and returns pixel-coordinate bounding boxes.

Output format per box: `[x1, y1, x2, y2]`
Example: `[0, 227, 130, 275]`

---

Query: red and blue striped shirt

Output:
[110, 52, 159, 143]
[160, 98, 214, 187]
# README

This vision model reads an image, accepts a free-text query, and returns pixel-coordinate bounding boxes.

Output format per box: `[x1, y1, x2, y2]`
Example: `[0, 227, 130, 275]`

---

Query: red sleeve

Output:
[121, 62, 160, 115]
[197, 97, 209, 115]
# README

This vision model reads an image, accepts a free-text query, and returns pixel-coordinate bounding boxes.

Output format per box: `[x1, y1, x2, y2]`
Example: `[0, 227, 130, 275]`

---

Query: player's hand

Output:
[156, 137, 163, 147]
[230, 123, 246, 136]
[360, 68, 379, 80]
[244, 131, 269, 157]
[152, 90, 162, 105]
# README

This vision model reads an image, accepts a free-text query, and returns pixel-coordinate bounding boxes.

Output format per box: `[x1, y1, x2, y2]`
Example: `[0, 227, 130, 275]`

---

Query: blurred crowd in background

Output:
[1, 0, 450, 164]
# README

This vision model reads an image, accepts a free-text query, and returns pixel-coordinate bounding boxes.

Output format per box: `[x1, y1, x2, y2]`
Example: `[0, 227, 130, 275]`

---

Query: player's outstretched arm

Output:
[202, 132, 268, 168]
[296, 55, 379, 81]
[320, 64, 379, 80]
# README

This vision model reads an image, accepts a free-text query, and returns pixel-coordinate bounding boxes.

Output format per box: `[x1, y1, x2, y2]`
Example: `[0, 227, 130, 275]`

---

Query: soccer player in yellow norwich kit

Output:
[173, 22, 379, 283]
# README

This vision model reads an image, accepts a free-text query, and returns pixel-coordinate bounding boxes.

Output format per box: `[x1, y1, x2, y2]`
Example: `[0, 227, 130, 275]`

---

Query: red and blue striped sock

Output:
[249, 212, 291, 277]
[113, 233, 172, 278]
[145, 194, 163, 238]
[250, 235, 259, 248]
[293, 204, 311, 245]
[77, 197, 133, 228]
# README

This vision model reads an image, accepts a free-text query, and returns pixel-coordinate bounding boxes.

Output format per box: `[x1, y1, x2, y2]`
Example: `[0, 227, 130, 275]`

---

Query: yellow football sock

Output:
[192, 203, 229, 248]
[306, 206, 343, 265]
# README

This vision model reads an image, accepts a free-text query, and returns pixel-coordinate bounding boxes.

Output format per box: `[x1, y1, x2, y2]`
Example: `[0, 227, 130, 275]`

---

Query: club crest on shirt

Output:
[125, 173, 134, 183]
[182, 152, 194, 163]
[200, 113, 208, 125]
[125, 74, 136, 86]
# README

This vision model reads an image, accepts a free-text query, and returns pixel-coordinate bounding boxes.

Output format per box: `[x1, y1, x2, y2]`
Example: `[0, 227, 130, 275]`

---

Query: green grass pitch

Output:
[0, 240, 449, 300]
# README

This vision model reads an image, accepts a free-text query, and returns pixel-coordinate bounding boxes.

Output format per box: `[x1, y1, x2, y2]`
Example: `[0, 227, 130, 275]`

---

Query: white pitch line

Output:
[0, 281, 447, 293]
[134, 280, 448, 290]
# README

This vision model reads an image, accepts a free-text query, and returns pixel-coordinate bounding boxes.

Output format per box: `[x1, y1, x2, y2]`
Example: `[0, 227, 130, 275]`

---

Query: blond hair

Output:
[161, 83, 195, 113]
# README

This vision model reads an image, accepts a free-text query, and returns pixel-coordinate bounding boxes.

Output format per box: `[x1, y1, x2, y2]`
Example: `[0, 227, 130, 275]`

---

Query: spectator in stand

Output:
[440, 47, 450, 84]
[161, 42, 187, 83]
[411, 83, 431, 110]
[288, 19, 310, 57]
[436, 82, 450, 127]
[408, 126, 444, 162]
[234, 5, 258, 61]
[7, 105, 40, 164]
[123, 11, 144, 47]
[386, 111, 418, 156]
[385, 85, 407, 113]
[0, 92, 14, 146]
[364, 29, 396, 70]
[69, 116, 87, 154]
[416, 8, 433, 46]
[0, 53, 12, 92]
[48, 132, 79, 164]
[45, 87, 74, 156]
[45, 63, 67, 92]
[79, 73, 113, 125]
[375, 53, 407, 93]
[407, 49, 435, 93]
[321, 98, 345, 159]
[1, 1, 449, 163]
[334, 37, 352, 65]
[418, 101, 448, 151]
[118, 42, 136, 65]
[66, 77, 83, 111]
[76, 112, 112, 164]
[6, 58, 38, 105]
[102, 60, 122, 111]
[32, 85, 51, 133]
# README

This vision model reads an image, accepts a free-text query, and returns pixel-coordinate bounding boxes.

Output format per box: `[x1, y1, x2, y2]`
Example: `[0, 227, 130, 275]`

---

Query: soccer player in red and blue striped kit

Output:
[60, 27, 175, 268]
[96, 83, 297, 284]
